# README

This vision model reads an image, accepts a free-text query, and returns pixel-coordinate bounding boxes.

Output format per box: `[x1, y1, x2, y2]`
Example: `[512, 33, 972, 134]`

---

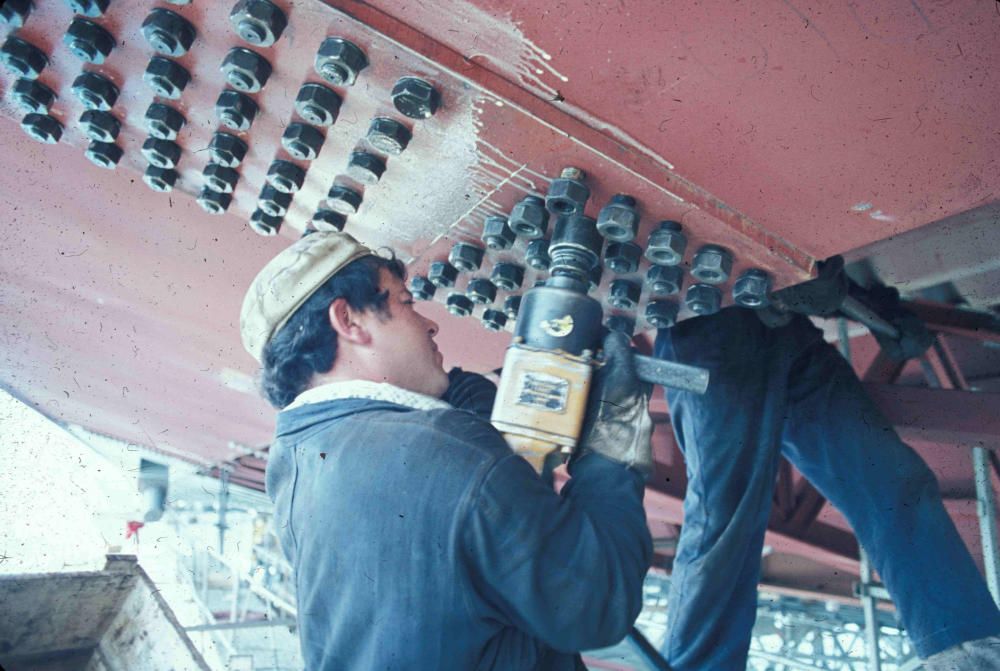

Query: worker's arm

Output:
[441, 367, 496, 419]
[460, 332, 654, 652]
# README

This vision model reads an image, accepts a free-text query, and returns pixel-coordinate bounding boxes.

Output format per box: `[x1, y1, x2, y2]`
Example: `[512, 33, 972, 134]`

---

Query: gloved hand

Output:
[570, 331, 654, 478]
[769, 255, 849, 317]
[440, 367, 497, 419]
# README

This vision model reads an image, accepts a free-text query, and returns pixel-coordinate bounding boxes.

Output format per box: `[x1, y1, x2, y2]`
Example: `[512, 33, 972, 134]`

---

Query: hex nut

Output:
[503, 295, 521, 320]
[221, 47, 272, 93]
[686, 283, 722, 315]
[142, 8, 196, 57]
[691, 244, 734, 285]
[449, 242, 485, 273]
[608, 279, 641, 310]
[645, 300, 679, 329]
[312, 209, 346, 232]
[80, 109, 120, 142]
[295, 82, 341, 127]
[13, 79, 56, 114]
[2, 36, 48, 78]
[509, 195, 549, 239]
[145, 103, 186, 140]
[606, 315, 636, 338]
[490, 263, 524, 292]
[646, 264, 684, 296]
[446, 293, 474, 317]
[230, 0, 287, 48]
[391, 76, 441, 119]
[428, 261, 458, 288]
[142, 137, 181, 169]
[482, 216, 516, 251]
[597, 194, 640, 242]
[315, 37, 367, 86]
[258, 184, 293, 217]
[216, 89, 258, 131]
[364, 117, 412, 156]
[525, 238, 551, 271]
[645, 220, 687, 266]
[466, 278, 496, 305]
[282, 122, 324, 161]
[266, 159, 306, 194]
[72, 71, 119, 111]
[66, 0, 110, 17]
[203, 163, 240, 194]
[198, 187, 232, 214]
[0, 0, 31, 28]
[64, 18, 114, 64]
[250, 210, 282, 236]
[545, 173, 590, 216]
[409, 276, 436, 301]
[326, 184, 362, 214]
[604, 241, 642, 275]
[732, 268, 772, 308]
[208, 132, 248, 167]
[21, 113, 62, 144]
[143, 166, 179, 193]
[346, 151, 385, 185]
[85, 141, 123, 169]
[143, 56, 190, 99]
[482, 309, 507, 332]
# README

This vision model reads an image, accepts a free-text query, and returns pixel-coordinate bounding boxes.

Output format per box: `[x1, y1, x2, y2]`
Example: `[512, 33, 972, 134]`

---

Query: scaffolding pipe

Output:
[973, 445, 1000, 604]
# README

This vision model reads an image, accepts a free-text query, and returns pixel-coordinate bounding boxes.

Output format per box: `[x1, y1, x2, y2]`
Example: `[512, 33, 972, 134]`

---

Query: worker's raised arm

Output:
[460, 331, 654, 652]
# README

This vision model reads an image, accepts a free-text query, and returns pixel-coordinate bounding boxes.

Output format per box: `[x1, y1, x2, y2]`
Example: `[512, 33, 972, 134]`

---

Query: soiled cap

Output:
[240, 231, 373, 362]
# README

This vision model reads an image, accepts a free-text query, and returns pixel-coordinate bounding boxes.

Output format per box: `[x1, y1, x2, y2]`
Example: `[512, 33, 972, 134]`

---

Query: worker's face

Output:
[362, 269, 449, 398]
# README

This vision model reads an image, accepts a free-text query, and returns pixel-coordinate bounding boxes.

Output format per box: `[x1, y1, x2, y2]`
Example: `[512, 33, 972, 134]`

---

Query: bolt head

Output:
[467, 278, 497, 305]
[208, 132, 248, 168]
[221, 46, 272, 93]
[346, 151, 386, 185]
[143, 56, 190, 99]
[686, 283, 722, 315]
[72, 71, 119, 111]
[230, 0, 288, 47]
[409, 276, 436, 301]
[2, 36, 48, 78]
[732, 269, 771, 308]
[141, 8, 196, 57]
[64, 18, 114, 64]
[526, 238, 551, 271]
[482, 216, 516, 251]
[145, 103, 186, 141]
[645, 221, 688, 266]
[428, 261, 458, 288]
[608, 279, 641, 310]
[503, 295, 521, 320]
[21, 113, 63, 144]
[80, 110, 120, 143]
[68, 0, 110, 17]
[13, 78, 56, 114]
[282, 122, 324, 161]
[597, 195, 640, 242]
[604, 242, 642, 274]
[203, 163, 240, 193]
[312, 209, 346, 232]
[449, 243, 485, 273]
[366, 117, 412, 155]
[0, 0, 31, 28]
[141, 137, 181, 169]
[509, 195, 549, 239]
[259, 184, 292, 217]
[198, 187, 232, 215]
[545, 176, 590, 216]
[646, 264, 684, 296]
[490, 263, 525, 291]
[326, 185, 362, 214]
[85, 141, 123, 169]
[482, 309, 507, 331]
[250, 210, 282, 236]
[446, 293, 474, 317]
[295, 82, 341, 126]
[605, 315, 636, 338]
[143, 166, 179, 192]
[266, 160, 306, 194]
[215, 89, 258, 131]
[391, 76, 441, 119]
[645, 300, 679, 328]
[691, 245, 734, 284]
[315, 37, 368, 86]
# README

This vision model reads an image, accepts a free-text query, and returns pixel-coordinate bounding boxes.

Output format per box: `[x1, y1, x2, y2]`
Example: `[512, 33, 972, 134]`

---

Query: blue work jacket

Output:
[266, 395, 652, 670]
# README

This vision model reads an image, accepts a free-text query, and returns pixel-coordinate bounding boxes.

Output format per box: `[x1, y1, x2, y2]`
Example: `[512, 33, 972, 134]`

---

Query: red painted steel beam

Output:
[905, 300, 1000, 345]
[319, 0, 816, 277]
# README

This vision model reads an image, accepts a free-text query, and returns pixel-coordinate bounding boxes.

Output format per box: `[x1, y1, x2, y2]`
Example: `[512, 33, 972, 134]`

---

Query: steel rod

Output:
[841, 296, 900, 340]
[973, 445, 1000, 605]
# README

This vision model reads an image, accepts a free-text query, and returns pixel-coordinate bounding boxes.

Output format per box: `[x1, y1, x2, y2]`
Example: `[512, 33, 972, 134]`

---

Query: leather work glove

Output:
[768, 255, 850, 318]
[441, 367, 497, 419]
[571, 331, 654, 479]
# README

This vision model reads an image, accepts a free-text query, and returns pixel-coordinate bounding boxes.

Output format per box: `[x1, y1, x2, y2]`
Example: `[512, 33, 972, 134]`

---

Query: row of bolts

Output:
[0, 0, 439, 237]
[409, 169, 774, 335]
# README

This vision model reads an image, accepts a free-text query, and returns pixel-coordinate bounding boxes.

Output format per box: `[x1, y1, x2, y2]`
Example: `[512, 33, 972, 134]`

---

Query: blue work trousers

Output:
[654, 307, 1000, 670]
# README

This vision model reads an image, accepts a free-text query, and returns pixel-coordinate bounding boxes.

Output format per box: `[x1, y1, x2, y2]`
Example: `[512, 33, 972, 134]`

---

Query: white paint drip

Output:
[852, 202, 874, 212]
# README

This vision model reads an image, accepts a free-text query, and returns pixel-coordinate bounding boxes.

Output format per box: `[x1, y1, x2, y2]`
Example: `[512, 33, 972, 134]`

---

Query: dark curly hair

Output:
[260, 255, 406, 409]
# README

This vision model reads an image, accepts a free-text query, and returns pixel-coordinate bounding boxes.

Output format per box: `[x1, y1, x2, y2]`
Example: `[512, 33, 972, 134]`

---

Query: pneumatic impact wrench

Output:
[490, 212, 710, 470]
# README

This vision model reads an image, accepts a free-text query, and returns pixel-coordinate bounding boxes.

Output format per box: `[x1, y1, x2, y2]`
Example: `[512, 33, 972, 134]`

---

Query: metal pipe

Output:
[185, 617, 296, 632]
[840, 296, 900, 340]
[633, 353, 710, 394]
[625, 626, 671, 671]
[860, 550, 883, 671]
[973, 445, 1000, 604]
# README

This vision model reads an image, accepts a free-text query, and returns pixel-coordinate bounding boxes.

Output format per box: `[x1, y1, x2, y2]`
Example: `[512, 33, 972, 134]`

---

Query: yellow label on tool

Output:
[539, 314, 574, 337]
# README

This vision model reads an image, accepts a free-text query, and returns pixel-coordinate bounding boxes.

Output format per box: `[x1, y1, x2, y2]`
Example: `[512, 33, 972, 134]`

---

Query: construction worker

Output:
[654, 302, 1000, 671]
[239, 231, 654, 670]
